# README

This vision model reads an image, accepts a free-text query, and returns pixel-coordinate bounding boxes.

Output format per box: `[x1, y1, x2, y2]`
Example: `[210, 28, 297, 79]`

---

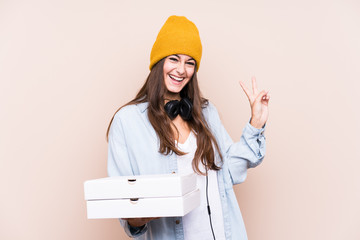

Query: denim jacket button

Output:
[175, 220, 180, 224]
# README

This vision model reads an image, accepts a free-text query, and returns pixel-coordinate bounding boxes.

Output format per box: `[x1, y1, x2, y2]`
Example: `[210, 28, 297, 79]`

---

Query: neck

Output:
[164, 91, 181, 102]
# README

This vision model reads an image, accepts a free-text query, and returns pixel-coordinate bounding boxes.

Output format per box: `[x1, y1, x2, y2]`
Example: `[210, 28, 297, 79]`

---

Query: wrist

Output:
[250, 117, 263, 129]
[127, 219, 145, 228]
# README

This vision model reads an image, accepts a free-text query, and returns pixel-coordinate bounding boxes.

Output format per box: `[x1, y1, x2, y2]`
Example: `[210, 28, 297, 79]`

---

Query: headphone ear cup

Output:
[179, 97, 193, 120]
[164, 100, 180, 120]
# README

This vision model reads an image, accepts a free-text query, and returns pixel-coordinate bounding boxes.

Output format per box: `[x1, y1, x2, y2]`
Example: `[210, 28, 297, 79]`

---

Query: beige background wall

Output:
[1, 0, 359, 239]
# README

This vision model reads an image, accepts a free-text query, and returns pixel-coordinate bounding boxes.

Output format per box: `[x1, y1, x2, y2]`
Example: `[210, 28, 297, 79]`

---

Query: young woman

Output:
[107, 15, 270, 240]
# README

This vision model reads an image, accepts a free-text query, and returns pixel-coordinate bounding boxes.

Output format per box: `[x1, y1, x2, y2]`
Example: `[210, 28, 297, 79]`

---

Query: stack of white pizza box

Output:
[84, 173, 200, 219]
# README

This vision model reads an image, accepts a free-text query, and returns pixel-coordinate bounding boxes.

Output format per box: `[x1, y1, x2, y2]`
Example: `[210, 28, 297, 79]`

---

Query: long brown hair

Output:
[106, 58, 222, 174]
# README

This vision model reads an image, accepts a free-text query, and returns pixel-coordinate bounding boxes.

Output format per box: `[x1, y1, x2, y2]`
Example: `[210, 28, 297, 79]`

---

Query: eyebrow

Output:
[172, 54, 195, 61]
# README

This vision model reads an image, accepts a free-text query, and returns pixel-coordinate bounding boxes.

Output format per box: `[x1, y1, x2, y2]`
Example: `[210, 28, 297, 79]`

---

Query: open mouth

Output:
[169, 74, 185, 82]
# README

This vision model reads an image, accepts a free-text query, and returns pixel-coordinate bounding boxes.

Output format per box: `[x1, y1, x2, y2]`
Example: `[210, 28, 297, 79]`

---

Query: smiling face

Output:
[163, 54, 196, 99]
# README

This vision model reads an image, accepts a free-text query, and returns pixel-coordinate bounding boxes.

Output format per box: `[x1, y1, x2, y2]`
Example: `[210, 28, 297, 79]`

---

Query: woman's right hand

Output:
[122, 217, 160, 227]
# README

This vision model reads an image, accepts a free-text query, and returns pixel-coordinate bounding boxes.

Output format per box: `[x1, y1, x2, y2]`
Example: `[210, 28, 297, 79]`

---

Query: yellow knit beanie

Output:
[149, 16, 202, 71]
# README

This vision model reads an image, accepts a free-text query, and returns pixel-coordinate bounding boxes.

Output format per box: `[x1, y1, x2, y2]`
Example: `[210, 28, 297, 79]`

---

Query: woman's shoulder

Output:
[202, 100, 220, 117]
[113, 102, 148, 121]
[201, 101, 223, 129]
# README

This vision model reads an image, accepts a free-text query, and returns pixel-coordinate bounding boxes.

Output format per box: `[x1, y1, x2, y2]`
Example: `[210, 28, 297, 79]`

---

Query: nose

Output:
[176, 62, 185, 75]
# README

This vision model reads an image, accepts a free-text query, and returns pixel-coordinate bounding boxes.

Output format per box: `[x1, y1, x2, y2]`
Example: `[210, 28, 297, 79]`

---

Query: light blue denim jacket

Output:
[107, 101, 266, 240]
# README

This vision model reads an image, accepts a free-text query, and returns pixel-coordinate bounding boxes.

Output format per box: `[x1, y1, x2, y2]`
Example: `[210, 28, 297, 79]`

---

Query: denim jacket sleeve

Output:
[107, 109, 148, 238]
[204, 102, 266, 185]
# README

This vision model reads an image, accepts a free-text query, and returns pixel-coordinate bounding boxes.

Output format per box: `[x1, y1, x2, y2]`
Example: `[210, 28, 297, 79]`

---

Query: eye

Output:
[186, 61, 195, 66]
[169, 57, 178, 62]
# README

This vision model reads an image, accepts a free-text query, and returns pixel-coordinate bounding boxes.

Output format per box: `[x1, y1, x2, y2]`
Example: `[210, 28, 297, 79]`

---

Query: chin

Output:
[166, 87, 182, 94]
[165, 80, 187, 94]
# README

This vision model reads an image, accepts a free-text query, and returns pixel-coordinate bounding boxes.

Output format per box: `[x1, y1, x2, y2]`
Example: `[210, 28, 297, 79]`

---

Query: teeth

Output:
[169, 75, 184, 81]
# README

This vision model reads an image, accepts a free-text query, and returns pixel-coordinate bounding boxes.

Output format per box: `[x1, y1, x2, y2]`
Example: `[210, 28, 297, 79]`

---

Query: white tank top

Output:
[176, 131, 226, 240]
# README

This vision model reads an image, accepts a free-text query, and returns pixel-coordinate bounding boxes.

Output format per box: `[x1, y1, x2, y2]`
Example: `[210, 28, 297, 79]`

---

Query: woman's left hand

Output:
[239, 76, 270, 129]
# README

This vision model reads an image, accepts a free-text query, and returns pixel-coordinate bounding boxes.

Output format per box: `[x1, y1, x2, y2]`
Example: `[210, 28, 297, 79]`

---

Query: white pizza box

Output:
[84, 173, 197, 200]
[86, 189, 200, 219]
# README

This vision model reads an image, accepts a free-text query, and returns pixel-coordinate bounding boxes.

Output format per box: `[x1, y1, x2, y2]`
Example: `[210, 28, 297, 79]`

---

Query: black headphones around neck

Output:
[164, 97, 193, 120]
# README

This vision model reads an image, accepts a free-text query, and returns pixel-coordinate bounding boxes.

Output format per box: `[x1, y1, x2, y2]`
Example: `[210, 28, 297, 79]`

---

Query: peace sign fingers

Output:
[239, 76, 270, 129]
[239, 76, 260, 104]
